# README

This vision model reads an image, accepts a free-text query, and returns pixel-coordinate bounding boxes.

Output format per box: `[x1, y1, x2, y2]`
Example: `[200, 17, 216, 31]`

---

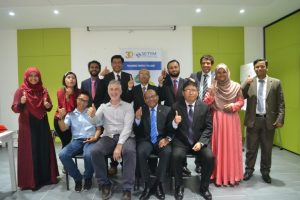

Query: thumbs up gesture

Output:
[58, 108, 66, 119]
[87, 103, 96, 118]
[128, 75, 134, 89]
[100, 66, 110, 76]
[44, 97, 51, 109]
[174, 110, 182, 125]
[246, 75, 253, 85]
[158, 68, 167, 86]
[21, 91, 27, 104]
[135, 107, 143, 120]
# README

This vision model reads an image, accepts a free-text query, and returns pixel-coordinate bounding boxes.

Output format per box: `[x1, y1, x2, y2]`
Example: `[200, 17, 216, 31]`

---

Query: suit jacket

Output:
[103, 71, 132, 103]
[134, 104, 172, 143]
[242, 76, 285, 130]
[170, 99, 212, 147]
[190, 71, 215, 89]
[158, 74, 185, 107]
[81, 78, 105, 109]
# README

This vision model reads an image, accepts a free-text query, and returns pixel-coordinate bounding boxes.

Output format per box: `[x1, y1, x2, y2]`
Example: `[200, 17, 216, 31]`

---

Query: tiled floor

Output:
[1, 143, 300, 200]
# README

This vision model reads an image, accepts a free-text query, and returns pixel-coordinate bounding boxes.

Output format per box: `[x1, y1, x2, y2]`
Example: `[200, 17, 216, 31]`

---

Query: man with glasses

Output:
[58, 91, 101, 192]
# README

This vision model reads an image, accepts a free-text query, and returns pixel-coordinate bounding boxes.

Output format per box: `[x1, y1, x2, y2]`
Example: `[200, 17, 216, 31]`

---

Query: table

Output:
[0, 130, 17, 191]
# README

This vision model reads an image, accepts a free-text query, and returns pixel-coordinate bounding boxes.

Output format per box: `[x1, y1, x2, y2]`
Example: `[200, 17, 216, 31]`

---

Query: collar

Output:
[149, 105, 158, 112]
[113, 71, 121, 78]
[202, 71, 212, 77]
[141, 84, 149, 89]
[74, 108, 88, 114]
[185, 101, 196, 107]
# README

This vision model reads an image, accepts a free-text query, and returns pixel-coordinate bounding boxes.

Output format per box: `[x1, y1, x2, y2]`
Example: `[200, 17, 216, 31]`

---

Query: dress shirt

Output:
[199, 71, 212, 98]
[172, 101, 196, 129]
[113, 71, 121, 80]
[256, 76, 268, 115]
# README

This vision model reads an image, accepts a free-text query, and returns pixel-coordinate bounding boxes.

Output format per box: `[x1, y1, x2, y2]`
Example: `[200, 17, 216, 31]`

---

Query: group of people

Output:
[12, 54, 285, 200]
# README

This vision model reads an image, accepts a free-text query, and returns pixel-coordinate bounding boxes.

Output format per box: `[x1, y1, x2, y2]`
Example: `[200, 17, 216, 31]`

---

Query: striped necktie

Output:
[202, 74, 208, 100]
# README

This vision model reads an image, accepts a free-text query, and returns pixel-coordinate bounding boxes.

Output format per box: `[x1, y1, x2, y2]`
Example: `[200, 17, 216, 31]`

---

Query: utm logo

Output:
[125, 51, 134, 58]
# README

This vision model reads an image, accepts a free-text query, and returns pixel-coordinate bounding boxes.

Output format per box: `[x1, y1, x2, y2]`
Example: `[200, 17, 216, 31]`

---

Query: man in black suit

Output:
[190, 54, 215, 173]
[81, 60, 105, 109]
[171, 79, 214, 200]
[134, 89, 172, 200]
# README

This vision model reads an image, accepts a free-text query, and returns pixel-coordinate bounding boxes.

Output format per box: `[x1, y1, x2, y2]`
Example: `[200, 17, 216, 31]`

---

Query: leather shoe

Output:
[174, 185, 184, 200]
[243, 171, 253, 181]
[122, 190, 131, 200]
[139, 184, 151, 200]
[101, 184, 112, 200]
[182, 166, 191, 176]
[195, 165, 201, 174]
[154, 182, 165, 200]
[199, 188, 212, 200]
[262, 174, 271, 184]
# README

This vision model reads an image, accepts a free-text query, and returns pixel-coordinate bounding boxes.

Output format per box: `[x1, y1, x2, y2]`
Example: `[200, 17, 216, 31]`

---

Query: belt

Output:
[256, 114, 266, 118]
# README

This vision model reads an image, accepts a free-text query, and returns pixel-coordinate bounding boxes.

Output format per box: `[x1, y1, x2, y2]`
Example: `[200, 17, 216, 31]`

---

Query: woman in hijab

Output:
[204, 63, 244, 186]
[12, 67, 59, 190]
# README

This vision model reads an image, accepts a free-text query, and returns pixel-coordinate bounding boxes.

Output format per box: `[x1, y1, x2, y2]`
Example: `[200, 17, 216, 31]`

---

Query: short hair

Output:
[111, 55, 124, 63]
[182, 78, 198, 91]
[88, 60, 101, 69]
[62, 71, 79, 91]
[253, 58, 268, 67]
[200, 55, 214, 65]
[78, 90, 91, 106]
[167, 59, 180, 69]
[108, 79, 122, 92]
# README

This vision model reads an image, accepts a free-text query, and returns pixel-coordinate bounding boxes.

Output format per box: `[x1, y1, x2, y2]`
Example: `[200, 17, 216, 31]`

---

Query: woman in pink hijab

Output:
[12, 67, 59, 190]
[204, 63, 244, 186]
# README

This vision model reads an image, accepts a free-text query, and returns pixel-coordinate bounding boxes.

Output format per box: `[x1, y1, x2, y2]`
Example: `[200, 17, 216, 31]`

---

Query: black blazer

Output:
[134, 104, 172, 143]
[80, 78, 105, 109]
[158, 74, 185, 107]
[170, 98, 212, 147]
[103, 71, 132, 103]
[190, 71, 215, 88]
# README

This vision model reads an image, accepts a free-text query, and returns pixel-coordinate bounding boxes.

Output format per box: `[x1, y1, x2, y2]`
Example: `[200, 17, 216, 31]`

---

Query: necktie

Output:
[91, 79, 96, 100]
[173, 79, 178, 95]
[150, 108, 158, 144]
[187, 105, 194, 145]
[142, 86, 146, 94]
[117, 74, 121, 81]
[202, 74, 208, 100]
[257, 79, 265, 113]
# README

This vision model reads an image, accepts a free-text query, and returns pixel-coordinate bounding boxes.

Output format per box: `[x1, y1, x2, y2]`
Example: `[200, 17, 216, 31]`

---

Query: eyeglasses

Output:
[77, 97, 89, 103]
[184, 89, 198, 93]
[144, 95, 157, 101]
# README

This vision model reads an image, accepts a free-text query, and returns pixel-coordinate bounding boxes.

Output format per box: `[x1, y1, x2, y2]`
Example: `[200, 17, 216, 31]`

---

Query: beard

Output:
[169, 71, 180, 78]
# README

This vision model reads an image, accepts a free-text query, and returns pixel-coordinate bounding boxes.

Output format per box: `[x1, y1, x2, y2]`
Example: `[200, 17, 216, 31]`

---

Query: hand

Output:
[273, 122, 283, 128]
[174, 110, 182, 125]
[87, 103, 96, 118]
[158, 138, 169, 148]
[158, 68, 167, 86]
[192, 142, 202, 152]
[20, 91, 27, 104]
[207, 87, 215, 97]
[84, 136, 98, 143]
[100, 66, 110, 76]
[246, 75, 253, 85]
[113, 144, 122, 161]
[128, 75, 134, 89]
[65, 87, 73, 99]
[135, 107, 142, 120]
[223, 103, 233, 113]
[44, 98, 51, 109]
[58, 108, 66, 119]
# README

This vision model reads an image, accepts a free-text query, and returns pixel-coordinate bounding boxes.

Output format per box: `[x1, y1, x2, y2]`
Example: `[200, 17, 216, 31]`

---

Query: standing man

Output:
[134, 89, 172, 200]
[81, 60, 105, 109]
[242, 58, 285, 184]
[190, 54, 215, 173]
[171, 79, 214, 200]
[89, 80, 136, 200]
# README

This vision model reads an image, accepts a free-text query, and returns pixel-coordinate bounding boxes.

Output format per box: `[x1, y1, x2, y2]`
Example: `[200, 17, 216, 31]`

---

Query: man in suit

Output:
[242, 58, 285, 184]
[190, 54, 215, 173]
[134, 89, 172, 200]
[171, 78, 214, 200]
[81, 60, 105, 109]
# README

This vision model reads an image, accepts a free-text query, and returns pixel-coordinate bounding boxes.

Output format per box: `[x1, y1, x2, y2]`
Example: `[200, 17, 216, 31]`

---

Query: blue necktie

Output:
[150, 108, 157, 144]
[257, 79, 265, 113]
[187, 105, 194, 145]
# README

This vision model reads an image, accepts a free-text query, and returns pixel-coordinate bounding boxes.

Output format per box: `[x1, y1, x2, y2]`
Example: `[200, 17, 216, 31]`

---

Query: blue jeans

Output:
[59, 139, 95, 182]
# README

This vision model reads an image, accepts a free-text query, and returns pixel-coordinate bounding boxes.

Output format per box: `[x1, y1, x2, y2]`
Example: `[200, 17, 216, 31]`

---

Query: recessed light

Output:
[240, 9, 245, 14]
[53, 10, 59, 15]
[9, 11, 15, 16]
[196, 8, 201, 13]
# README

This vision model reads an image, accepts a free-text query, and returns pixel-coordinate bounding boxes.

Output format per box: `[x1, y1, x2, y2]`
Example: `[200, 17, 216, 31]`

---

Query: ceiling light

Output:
[239, 9, 245, 14]
[87, 25, 176, 32]
[53, 10, 59, 15]
[196, 8, 201, 13]
[9, 11, 15, 16]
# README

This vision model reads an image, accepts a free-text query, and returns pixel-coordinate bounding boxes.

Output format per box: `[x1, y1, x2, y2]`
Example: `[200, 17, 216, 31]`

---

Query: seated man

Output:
[171, 78, 214, 200]
[88, 80, 136, 200]
[58, 91, 101, 192]
[134, 89, 172, 200]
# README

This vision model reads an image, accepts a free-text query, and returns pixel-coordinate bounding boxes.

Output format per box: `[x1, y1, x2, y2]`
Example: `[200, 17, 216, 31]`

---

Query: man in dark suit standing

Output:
[171, 79, 214, 200]
[134, 89, 172, 200]
[81, 60, 105, 109]
[190, 54, 215, 173]
[242, 58, 285, 184]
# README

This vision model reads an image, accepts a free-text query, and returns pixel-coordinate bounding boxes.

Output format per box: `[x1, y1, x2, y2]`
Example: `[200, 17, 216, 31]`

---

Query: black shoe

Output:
[262, 174, 271, 184]
[102, 184, 112, 200]
[154, 182, 165, 200]
[174, 185, 184, 200]
[195, 165, 201, 174]
[83, 178, 92, 190]
[108, 166, 118, 176]
[243, 171, 253, 181]
[75, 180, 82, 192]
[199, 188, 212, 200]
[182, 166, 191, 176]
[121, 190, 131, 200]
[139, 184, 151, 200]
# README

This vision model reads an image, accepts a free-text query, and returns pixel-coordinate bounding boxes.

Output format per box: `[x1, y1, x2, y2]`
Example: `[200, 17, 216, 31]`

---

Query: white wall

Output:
[0, 30, 18, 130]
[244, 27, 264, 63]
[71, 26, 193, 83]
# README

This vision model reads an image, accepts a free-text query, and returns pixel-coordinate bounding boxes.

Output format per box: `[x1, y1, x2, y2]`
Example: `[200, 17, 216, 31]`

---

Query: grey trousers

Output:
[90, 135, 136, 191]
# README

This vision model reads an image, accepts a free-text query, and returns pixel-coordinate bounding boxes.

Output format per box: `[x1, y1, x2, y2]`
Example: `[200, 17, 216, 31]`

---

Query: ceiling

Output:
[0, 0, 299, 30]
